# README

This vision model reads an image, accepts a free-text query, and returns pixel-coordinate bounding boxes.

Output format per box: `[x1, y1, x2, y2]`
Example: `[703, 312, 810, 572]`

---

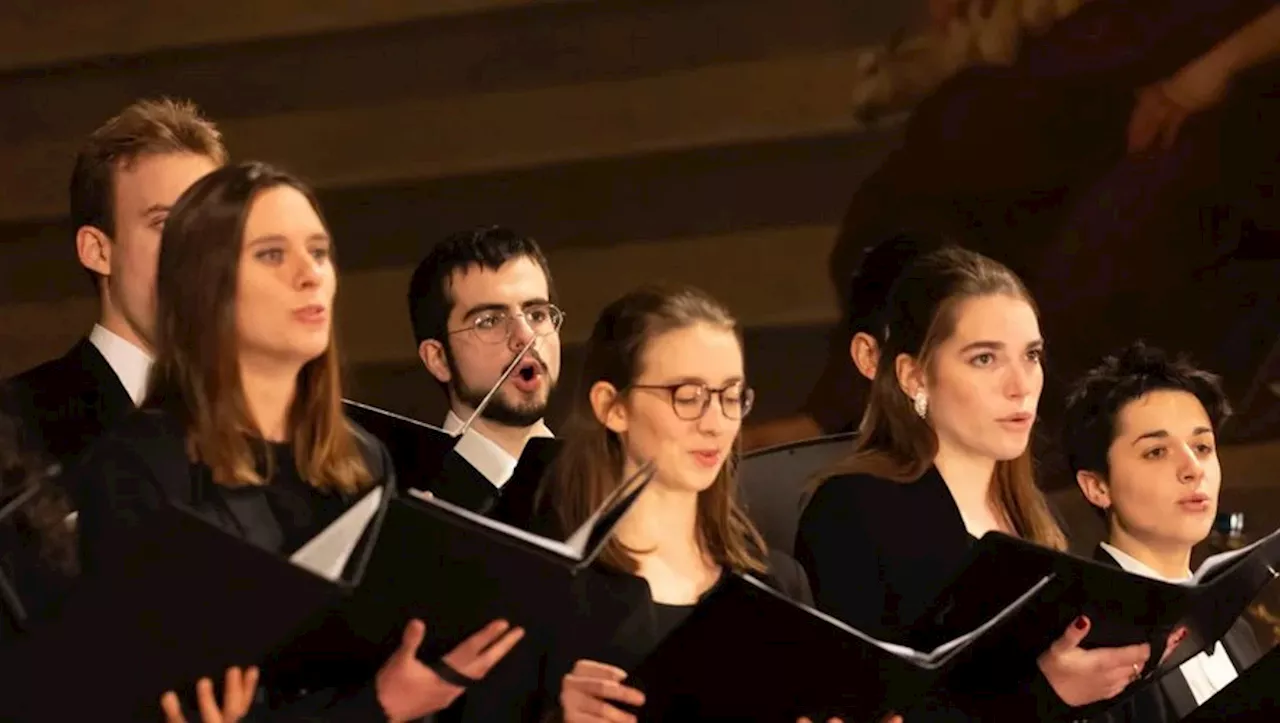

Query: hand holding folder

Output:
[160, 666, 260, 723]
[328, 458, 656, 666]
[560, 659, 647, 722]
[911, 528, 1280, 681]
[891, 527, 1280, 718]
[372, 617, 525, 721]
[1033, 613, 1165, 707]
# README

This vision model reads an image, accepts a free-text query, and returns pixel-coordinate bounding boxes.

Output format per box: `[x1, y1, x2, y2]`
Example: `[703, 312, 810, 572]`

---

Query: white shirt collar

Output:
[1098, 542, 1194, 583]
[442, 410, 554, 489]
[88, 324, 154, 406]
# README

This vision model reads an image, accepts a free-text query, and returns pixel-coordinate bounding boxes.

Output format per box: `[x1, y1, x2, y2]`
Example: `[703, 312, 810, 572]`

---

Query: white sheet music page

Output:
[1189, 526, 1280, 585]
[290, 486, 384, 581]
[406, 487, 578, 559]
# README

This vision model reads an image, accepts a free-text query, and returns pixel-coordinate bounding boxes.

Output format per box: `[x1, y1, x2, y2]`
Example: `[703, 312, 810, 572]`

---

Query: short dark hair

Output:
[1062, 341, 1232, 481]
[846, 228, 952, 340]
[406, 226, 554, 345]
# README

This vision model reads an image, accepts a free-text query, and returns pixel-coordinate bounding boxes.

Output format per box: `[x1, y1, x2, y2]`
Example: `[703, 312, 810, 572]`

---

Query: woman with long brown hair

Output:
[796, 246, 1155, 720]
[458, 284, 896, 722]
[74, 161, 523, 722]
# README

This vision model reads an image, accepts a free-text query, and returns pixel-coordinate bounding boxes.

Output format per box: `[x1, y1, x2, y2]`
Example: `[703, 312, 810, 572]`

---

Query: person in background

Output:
[5, 99, 225, 502]
[1063, 341, 1262, 722]
[406, 227, 562, 510]
[783, 0, 1280, 461]
[742, 229, 948, 450]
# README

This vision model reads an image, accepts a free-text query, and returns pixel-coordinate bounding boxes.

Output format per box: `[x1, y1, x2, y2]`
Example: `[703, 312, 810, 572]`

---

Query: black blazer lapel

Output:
[1159, 667, 1201, 720]
[6, 338, 134, 473]
[136, 417, 285, 553]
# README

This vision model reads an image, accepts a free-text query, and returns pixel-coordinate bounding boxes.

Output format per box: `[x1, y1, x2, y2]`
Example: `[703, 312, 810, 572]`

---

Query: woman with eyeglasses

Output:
[451, 284, 901, 723]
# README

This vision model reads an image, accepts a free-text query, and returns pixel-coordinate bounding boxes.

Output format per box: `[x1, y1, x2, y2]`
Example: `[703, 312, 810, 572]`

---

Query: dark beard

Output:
[446, 354, 552, 428]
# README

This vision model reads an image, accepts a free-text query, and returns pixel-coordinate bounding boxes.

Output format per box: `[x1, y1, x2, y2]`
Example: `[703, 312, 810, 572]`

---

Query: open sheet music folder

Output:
[0, 452, 650, 721]
[327, 459, 655, 663]
[621, 572, 1054, 721]
[909, 527, 1280, 692]
[0, 483, 386, 721]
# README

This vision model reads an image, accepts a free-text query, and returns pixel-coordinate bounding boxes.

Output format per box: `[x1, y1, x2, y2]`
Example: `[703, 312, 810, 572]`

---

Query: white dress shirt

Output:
[88, 323, 153, 406]
[442, 410, 554, 489]
[1099, 542, 1241, 705]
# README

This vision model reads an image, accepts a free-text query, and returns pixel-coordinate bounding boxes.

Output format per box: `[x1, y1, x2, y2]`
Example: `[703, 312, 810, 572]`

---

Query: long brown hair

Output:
[817, 247, 1066, 550]
[144, 162, 371, 494]
[541, 284, 768, 574]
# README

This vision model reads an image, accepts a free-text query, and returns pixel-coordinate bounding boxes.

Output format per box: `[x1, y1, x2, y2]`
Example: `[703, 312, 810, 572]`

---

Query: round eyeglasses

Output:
[448, 303, 565, 345]
[630, 382, 755, 421]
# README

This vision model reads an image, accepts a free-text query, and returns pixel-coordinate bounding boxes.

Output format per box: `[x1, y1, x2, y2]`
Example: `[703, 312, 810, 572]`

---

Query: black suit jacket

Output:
[1089, 545, 1264, 722]
[72, 407, 396, 722]
[4, 338, 134, 505]
[795, 467, 1076, 721]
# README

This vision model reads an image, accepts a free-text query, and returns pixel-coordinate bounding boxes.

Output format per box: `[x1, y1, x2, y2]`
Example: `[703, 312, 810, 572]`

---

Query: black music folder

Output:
[341, 399, 555, 518]
[622, 572, 1054, 721]
[1181, 642, 1280, 722]
[909, 528, 1280, 695]
[0, 453, 650, 721]
[341, 399, 465, 493]
[326, 459, 655, 666]
[0, 484, 386, 721]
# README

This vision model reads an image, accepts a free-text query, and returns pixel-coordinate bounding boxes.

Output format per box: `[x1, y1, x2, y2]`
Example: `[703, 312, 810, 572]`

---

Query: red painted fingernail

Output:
[1074, 616, 1088, 630]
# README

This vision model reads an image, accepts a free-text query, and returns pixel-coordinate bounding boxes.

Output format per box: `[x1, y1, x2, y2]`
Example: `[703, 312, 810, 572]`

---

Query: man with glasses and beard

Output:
[405, 226, 563, 511]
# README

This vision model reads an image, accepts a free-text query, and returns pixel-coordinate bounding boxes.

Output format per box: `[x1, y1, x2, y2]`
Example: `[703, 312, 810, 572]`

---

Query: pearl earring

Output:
[913, 390, 928, 418]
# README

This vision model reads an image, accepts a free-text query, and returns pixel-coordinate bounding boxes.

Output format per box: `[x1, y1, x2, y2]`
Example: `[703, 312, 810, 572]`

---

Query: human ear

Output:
[590, 381, 628, 433]
[850, 332, 880, 381]
[894, 352, 926, 401]
[1076, 469, 1112, 512]
[418, 339, 451, 384]
[76, 225, 113, 277]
